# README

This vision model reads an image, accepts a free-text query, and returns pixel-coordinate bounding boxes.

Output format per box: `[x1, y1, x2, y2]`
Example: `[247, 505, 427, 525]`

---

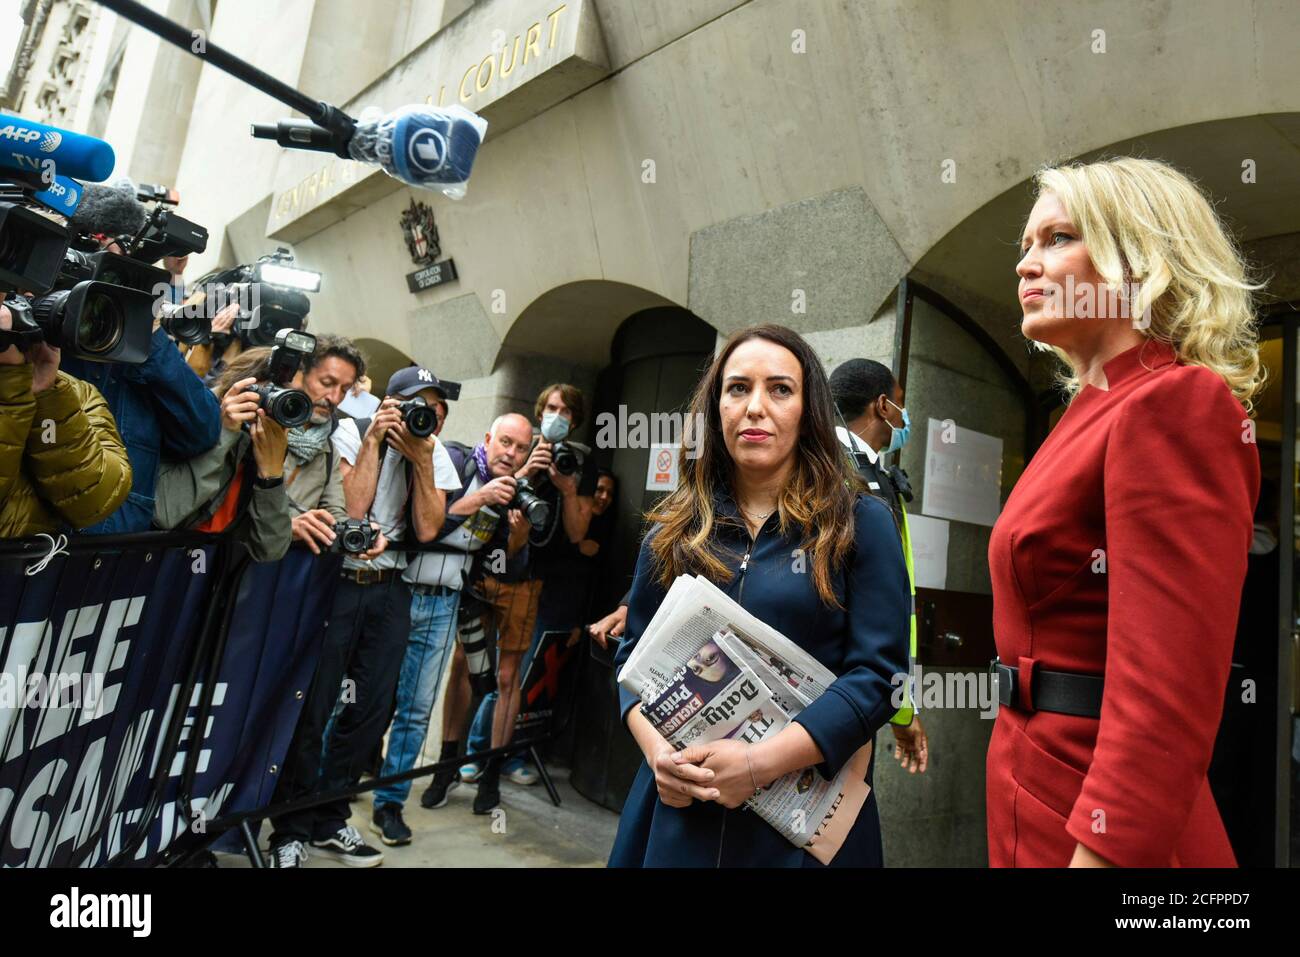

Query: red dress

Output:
[986, 339, 1258, 867]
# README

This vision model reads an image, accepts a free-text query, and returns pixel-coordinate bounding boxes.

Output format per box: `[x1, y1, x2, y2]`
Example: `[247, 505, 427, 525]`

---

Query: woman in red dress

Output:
[987, 158, 1263, 867]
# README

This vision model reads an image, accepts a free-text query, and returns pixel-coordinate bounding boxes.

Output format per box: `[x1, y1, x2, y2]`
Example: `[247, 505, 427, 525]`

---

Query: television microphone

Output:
[0, 116, 115, 183]
[0, 161, 84, 216]
[252, 104, 487, 199]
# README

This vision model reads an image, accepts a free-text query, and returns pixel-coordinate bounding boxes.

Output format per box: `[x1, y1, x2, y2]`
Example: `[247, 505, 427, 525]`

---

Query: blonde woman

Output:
[988, 158, 1262, 867]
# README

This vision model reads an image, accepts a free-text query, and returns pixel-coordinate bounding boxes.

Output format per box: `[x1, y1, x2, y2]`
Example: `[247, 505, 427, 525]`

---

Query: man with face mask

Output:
[829, 359, 929, 776]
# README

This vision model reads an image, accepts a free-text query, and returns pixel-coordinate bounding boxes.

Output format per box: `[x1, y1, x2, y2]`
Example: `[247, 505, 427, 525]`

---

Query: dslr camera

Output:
[396, 396, 437, 438]
[328, 518, 377, 555]
[507, 475, 552, 532]
[242, 327, 316, 428]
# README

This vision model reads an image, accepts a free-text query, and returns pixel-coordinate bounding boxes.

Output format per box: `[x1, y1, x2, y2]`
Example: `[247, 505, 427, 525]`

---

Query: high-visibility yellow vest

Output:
[888, 501, 919, 726]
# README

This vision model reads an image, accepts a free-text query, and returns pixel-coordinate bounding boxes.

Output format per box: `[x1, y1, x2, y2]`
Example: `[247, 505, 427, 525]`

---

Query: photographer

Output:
[181, 299, 241, 381]
[0, 302, 132, 537]
[152, 353, 293, 561]
[58, 183, 222, 533]
[460, 383, 598, 809]
[265, 366, 460, 868]
[373, 412, 534, 841]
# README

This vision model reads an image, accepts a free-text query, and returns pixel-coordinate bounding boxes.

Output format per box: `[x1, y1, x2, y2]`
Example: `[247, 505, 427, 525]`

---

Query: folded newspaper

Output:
[618, 575, 873, 864]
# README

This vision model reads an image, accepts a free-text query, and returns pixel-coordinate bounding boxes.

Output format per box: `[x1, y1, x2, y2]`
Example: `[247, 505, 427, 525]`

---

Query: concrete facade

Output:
[7, 0, 1300, 866]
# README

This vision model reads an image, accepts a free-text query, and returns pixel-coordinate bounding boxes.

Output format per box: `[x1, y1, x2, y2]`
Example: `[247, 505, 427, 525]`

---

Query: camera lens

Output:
[404, 403, 437, 438]
[76, 290, 124, 355]
[160, 309, 208, 345]
[553, 445, 578, 475]
[341, 527, 369, 553]
[271, 388, 313, 428]
[513, 484, 551, 531]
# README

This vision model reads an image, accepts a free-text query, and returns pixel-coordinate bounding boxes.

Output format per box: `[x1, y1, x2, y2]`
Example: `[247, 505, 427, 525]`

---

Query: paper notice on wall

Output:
[645, 444, 680, 491]
[921, 418, 1003, 527]
[339, 389, 381, 420]
[904, 512, 949, 590]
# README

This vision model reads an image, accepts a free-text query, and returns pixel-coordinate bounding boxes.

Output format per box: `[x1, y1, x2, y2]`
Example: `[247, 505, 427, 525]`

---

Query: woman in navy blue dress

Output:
[609, 324, 911, 867]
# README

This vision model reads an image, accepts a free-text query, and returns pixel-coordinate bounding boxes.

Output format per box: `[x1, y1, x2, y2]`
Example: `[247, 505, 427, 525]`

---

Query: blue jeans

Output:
[372, 588, 461, 808]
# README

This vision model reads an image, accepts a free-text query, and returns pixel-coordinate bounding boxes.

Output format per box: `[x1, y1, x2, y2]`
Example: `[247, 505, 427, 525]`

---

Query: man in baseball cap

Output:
[386, 365, 448, 402]
[267, 361, 462, 867]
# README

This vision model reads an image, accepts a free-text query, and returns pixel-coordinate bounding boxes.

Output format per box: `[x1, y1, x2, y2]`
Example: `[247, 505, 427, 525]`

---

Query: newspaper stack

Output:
[618, 575, 873, 864]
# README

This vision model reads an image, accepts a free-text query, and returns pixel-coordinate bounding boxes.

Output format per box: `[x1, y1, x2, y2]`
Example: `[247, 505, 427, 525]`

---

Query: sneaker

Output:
[507, 762, 539, 787]
[420, 770, 459, 809]
[309, 825, 384, 866]
[459, 761, 483, 783]
[370, 803, 412, 846]
[267, 840, 308, 869]
[473, 757, 502, 815]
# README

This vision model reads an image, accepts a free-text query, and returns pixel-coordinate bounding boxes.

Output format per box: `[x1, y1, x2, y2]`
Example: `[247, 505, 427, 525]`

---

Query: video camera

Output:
[198, 247, 320, 349]
[0, 118, 214, 361]
[1, 196, 158, 364]
[241, 326, 317, 428]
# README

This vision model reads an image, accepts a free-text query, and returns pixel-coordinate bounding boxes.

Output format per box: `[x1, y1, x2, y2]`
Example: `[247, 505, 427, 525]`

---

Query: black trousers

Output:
[268, 575, 411, 846]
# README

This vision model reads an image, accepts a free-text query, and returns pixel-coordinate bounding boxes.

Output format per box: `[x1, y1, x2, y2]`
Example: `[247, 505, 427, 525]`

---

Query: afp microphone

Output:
[0, 116, 115, 183]
[254, 104, 487, 199]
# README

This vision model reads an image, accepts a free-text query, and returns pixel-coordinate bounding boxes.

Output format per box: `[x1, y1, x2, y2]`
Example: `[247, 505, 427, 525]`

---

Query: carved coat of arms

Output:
[400, 198, 441, 266]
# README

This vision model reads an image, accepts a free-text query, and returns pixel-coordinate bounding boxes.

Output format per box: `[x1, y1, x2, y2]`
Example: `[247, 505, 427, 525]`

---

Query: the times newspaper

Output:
[618, 575, 874, 864]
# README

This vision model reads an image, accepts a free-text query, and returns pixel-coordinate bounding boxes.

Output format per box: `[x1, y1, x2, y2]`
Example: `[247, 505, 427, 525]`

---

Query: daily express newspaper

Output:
[618, 575, 874, 864]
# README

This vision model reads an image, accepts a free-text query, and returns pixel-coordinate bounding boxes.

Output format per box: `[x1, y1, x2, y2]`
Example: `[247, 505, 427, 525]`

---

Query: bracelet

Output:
[745, 749, 761, 797]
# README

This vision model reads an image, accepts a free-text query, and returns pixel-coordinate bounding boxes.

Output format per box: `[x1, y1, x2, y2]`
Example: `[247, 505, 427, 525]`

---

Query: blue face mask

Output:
[884, 399, 910, 454]
[540, 411, 571, 442]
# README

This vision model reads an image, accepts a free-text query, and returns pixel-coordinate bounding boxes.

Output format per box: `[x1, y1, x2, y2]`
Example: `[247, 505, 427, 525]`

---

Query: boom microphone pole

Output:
[92, 0, 487, 196]
[93, 0, 355, 155]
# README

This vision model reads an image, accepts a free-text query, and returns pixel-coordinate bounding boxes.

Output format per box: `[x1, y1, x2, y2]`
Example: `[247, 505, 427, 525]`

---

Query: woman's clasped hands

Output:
[652, 738, 765, 810]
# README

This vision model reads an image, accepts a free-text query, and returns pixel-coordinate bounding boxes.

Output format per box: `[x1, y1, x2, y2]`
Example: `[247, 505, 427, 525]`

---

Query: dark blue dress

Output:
[609, 491, 911, 867]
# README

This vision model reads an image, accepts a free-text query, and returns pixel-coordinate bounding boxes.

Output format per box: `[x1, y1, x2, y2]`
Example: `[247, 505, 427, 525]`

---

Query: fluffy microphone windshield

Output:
[69, 180, 147, 238]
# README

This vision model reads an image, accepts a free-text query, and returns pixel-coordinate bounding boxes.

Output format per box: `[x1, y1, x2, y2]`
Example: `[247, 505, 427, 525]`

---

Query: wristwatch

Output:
[253, 474, 284, 489]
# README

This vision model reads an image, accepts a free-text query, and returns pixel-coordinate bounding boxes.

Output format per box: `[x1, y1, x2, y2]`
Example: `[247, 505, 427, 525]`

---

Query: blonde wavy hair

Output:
[1028, 157, 1264, 410]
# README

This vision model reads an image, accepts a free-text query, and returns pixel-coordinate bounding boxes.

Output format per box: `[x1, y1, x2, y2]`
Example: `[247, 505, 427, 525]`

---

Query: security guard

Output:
[830, 358, 928, 773]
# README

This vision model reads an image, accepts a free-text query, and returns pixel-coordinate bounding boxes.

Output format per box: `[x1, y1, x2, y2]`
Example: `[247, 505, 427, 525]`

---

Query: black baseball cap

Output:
[387, 366, 447, 400]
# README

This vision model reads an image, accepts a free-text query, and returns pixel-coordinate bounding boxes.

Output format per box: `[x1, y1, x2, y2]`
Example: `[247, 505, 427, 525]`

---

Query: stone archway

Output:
[907, 113, 1300, 377]
[352, 337, 417, 397]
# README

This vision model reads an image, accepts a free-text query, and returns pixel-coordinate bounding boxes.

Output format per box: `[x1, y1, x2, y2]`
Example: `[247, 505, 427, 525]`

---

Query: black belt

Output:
[990, 657, 1103, 718]
[340, 566, 398, 586]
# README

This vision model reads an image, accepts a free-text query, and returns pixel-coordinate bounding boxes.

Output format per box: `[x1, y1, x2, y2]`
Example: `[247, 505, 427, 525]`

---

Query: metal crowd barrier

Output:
[0, 528, 588, 869]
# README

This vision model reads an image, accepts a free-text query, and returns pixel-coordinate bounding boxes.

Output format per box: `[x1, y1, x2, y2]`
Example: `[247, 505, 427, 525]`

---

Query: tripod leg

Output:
[529, 745, 561, 807]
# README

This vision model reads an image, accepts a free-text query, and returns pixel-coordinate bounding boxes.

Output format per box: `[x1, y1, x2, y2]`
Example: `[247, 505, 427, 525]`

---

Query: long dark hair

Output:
[647, 324, 860, 607]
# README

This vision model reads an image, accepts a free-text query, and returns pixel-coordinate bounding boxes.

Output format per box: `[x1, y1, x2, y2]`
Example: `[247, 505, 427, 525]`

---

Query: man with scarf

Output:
[154, 335, 380, 563]
[281, 335, 373, 551]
